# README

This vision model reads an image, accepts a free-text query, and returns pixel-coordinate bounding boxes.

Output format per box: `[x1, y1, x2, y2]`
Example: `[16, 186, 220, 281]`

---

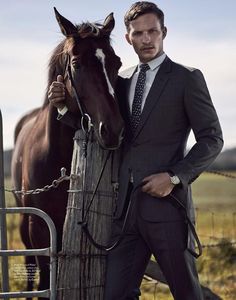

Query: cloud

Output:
[0, 38, 56, 149]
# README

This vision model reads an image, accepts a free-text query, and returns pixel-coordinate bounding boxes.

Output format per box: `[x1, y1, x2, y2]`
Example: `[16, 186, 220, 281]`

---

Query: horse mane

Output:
[42, 21, 103, 108]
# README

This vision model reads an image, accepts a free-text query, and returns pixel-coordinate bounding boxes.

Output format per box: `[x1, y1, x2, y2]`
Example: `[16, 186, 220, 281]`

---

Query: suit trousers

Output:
[104, 185, 203, 300]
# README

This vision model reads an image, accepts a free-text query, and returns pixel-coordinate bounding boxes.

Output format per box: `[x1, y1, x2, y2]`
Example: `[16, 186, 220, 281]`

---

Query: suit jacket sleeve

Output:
[170, 69, 223, 187]
[57, 111, 79, 129]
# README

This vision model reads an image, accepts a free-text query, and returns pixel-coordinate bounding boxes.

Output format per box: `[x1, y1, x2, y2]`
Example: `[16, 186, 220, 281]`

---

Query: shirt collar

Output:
[138, 52, 166, 71]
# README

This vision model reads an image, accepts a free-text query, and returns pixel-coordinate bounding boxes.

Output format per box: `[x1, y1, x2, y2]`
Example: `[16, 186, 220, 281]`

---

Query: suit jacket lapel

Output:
[132, 56, 172, 140]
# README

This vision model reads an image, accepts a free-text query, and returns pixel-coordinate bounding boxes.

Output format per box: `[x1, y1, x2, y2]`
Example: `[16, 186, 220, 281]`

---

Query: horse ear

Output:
[102, 13, 115, 36]
[54, 7, 77, 37]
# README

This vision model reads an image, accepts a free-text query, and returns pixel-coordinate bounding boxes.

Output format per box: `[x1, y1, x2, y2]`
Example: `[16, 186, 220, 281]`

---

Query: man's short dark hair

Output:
[124, 1, 165, 31]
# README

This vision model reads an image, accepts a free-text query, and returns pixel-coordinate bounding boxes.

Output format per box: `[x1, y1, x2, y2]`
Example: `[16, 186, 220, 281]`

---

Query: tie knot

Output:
[140, 63, 150, 73]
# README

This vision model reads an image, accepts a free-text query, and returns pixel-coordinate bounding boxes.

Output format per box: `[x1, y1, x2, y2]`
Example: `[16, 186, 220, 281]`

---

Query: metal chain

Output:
[4, 170, 235, 196]
[5, 167, 72, 196]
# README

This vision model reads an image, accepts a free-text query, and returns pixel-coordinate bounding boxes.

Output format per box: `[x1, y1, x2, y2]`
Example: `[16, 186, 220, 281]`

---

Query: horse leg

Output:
[29, 215, 51, 300]
[36, 255, 50, 300]
[25, 256, 37, 299]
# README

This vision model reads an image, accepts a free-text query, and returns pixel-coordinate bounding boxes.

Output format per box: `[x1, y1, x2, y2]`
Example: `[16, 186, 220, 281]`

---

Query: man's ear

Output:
[125, 33, 132, 45]
[162, 26, 167, 39]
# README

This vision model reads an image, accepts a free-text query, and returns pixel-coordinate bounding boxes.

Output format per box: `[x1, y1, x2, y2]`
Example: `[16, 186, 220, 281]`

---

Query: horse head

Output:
[50, 8, 124, 150]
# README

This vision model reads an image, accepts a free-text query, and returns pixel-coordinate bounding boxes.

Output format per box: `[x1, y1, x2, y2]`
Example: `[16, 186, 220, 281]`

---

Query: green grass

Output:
[1, 173, 236, 299]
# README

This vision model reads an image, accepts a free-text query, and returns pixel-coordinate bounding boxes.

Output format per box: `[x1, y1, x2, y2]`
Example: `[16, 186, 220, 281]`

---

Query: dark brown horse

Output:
[11, 8, 124, 299]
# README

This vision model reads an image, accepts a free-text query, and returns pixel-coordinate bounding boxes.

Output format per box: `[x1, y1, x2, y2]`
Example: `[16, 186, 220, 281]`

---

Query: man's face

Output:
[125, 13, 166, 63]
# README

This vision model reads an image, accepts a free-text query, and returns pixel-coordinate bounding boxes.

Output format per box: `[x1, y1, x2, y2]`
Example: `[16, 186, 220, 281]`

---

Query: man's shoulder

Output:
[171, 59, 198, 73]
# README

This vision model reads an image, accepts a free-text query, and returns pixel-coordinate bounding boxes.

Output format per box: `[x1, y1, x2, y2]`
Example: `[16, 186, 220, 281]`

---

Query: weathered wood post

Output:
[57, 130, 118, 299]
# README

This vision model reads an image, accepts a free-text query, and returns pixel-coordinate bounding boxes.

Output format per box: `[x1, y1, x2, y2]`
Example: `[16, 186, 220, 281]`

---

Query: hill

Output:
[209, 147, 236, 171]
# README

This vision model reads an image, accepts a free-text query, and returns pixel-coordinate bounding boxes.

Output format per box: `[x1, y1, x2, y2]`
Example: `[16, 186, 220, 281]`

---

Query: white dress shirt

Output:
[128, 53, 166, 113]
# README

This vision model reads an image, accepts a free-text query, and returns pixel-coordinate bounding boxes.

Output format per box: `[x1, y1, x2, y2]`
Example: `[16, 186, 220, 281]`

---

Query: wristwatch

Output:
[168, 172, 180, 185]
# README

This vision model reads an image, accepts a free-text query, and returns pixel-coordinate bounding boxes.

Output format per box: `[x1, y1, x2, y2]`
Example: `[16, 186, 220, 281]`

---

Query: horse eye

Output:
[72, 62, 80, 70]
[71, 57, 80, 70]
[72, 61, 80, 70]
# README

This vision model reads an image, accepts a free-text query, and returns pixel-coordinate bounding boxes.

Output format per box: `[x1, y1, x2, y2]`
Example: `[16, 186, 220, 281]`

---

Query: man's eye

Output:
[133, 31, 142, 36]
[149, 29, 158, 34]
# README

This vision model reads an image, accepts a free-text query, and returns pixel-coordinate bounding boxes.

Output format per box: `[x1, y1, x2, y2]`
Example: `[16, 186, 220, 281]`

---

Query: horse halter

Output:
[64, 53, 93, 134]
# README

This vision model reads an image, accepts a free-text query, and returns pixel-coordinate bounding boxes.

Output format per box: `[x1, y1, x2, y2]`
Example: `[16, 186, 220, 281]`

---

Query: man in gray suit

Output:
[48, 2, 223, 299]
[103, 2, 223, 300]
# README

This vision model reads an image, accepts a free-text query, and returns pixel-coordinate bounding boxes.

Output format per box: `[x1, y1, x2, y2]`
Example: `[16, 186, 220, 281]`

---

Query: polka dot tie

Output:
[131, 63, 150, 134]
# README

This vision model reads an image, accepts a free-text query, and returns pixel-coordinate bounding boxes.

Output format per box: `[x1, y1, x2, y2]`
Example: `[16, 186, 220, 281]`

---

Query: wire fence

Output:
[2, 170, 236, 299]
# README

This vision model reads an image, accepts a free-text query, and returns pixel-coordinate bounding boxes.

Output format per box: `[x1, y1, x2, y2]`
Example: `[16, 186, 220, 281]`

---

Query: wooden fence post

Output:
[57, 130, 117, 300]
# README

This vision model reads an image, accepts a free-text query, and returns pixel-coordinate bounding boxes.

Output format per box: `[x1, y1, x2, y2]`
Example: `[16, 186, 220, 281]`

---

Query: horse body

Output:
[11, 9, 123, 298]
[12, 105, 74, 294]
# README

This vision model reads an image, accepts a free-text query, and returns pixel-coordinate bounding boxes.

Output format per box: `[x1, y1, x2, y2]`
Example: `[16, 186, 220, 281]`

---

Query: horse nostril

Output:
[99, 122, 109, 139]
[98, 121, 124, 149]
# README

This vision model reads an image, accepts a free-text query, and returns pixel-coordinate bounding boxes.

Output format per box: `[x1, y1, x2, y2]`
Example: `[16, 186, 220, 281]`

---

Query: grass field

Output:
[1, 172, 236, 299]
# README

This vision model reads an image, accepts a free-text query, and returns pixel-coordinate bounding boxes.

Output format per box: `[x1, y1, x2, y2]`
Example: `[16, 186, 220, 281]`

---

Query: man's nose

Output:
[142, 32, 151, 43]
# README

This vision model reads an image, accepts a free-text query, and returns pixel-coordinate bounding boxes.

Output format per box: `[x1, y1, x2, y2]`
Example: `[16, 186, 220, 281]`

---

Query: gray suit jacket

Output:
[115, 56, 223, 221]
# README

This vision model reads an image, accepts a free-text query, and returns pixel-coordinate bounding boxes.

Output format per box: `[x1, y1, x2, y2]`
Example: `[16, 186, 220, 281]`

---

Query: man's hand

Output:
[48, 75, 66, 109]
[142, 172, 174, 198]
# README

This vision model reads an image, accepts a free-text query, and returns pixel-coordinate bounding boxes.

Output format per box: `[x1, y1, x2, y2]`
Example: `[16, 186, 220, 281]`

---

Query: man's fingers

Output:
[49, 82, 65, 90]
[142, 181, 151, 192]
[57, 74, 64, 83]
[142, 174, 155, 183]
[49, 95, 65, 102]
[48, 84, 65, 99]
[47, 75, 65, 109]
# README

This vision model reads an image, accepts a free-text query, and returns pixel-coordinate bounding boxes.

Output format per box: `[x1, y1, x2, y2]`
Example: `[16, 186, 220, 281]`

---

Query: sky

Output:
[0, 0, 235, 150]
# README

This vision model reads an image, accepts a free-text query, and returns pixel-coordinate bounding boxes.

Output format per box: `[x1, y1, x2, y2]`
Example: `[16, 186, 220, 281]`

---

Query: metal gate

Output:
[0, 208, 57, 299]
[0, 110, 57, 299]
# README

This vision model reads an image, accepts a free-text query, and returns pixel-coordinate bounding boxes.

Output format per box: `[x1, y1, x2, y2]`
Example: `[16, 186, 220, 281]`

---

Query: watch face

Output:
[171, 175, 180, 185]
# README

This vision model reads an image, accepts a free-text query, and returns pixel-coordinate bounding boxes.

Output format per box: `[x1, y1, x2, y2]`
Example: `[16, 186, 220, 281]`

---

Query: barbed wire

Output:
[206, 170, 236, 179]
[202, 240, 236, 249]
[3, 169, 236, 198]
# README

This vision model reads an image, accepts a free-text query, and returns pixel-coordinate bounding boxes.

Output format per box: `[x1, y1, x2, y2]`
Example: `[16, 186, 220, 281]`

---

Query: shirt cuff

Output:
[57, 106, 68, 116]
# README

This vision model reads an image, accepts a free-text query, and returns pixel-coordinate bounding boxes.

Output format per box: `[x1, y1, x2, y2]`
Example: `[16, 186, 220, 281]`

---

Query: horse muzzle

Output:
[98, 122, 124, 150]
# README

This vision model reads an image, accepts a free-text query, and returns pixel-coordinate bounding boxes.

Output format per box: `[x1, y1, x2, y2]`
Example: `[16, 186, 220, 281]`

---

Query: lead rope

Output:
[169, 193, 202, 258]
[76, 135, 202, 256]
[79, 181, 143, 252]
[80, 183, 202, 256]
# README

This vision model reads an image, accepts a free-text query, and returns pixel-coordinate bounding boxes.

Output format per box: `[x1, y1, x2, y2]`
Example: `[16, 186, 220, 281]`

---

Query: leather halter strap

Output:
[64, 54, 93, 134]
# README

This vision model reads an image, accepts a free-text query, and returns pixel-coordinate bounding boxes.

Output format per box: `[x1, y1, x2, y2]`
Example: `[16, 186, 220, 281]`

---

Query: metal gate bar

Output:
[0, 109, 9, 293]
[0, 111, 57, 299]
[0, 290, 50, 299]
[0, 207, 57, 299]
